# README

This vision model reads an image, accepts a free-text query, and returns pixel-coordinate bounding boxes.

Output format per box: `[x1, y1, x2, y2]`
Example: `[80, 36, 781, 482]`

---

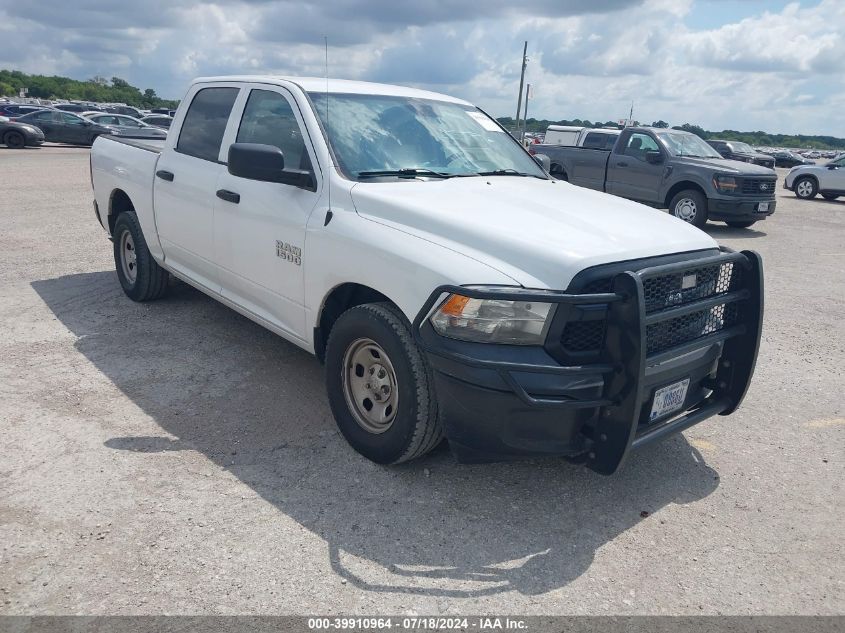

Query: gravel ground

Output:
[0, 145, 842, 616]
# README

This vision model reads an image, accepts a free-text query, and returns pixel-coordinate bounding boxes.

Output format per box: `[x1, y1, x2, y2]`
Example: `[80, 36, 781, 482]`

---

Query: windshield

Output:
[731, 142, 755, 153]
[658, 132, 723, 158]
[309, 92, 546, 180]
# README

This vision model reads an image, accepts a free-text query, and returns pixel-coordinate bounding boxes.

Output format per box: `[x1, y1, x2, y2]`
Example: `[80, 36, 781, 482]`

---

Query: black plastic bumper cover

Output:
[413, 249, 764, 474]
[708, 197, 776, 221]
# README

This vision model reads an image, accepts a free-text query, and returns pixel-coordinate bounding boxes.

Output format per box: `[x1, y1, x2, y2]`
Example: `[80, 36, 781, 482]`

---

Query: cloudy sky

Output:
[1, 0, 842, 135]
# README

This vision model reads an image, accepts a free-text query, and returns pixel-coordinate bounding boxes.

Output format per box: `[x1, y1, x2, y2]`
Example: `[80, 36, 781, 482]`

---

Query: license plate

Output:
[758, 202, 769, 212]
[650, 378, 690, 421]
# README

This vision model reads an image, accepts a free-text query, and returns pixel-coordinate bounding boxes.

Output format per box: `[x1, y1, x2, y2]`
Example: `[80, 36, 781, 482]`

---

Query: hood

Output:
[5, 121, 42, 135]
[674, 156, 776, 175]
[350, 177, 717, 289]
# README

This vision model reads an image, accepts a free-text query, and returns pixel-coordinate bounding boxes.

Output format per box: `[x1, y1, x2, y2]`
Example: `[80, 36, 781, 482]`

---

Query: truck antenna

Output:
[324, 36, 332, 219]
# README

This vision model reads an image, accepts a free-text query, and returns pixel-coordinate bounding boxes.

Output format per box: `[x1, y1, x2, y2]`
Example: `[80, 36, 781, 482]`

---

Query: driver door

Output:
[606, 131, 664, 204]
[56, 112, 91, 144]
[213, 85, 321, 341]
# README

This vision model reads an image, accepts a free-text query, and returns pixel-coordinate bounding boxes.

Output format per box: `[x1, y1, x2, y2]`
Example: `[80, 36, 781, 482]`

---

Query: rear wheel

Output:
[726, 220, 756, 228]
[113, 210, 170, 302]
[821, 193, 839, 201]
[325, 302, 443, 464]
[794, 176, 818, 199]
[2, 130, 25, 149]
[669, 189, 708, 228]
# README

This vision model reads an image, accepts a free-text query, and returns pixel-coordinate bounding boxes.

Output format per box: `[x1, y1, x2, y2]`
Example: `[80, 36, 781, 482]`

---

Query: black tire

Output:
[325, 302, 443, 464]
[3, 130, 25, 149]
[793, 176, 818, 199]
[669, 189, 708, 228]
[821, 193, 839, 201]
[112, 210, 170, 302]
[725, 220, 756, 228]
[550, 164, 568, 181]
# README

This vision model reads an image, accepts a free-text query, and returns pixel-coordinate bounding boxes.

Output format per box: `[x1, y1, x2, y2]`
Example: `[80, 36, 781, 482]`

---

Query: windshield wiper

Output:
[357, 168, 454, 179]
[475, 169, 546, 179]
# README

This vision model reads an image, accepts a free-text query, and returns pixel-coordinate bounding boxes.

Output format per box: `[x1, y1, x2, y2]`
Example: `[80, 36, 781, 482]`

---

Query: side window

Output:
[177, 87, 239, 162]
[623, 133, 659, 159]
[582, 132, 607, 150]
[32, 111, 55, 122]
[61, 113, 85, 125]
[236, 89, 308, 171]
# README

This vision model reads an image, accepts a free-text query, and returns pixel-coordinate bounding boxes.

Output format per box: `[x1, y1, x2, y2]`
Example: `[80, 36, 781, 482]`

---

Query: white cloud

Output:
[0, 0, 842, 136]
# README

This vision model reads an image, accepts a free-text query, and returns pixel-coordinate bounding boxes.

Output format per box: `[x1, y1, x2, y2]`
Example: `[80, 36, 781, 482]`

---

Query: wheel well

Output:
[314, 283, 392, 363]
[108, 189, 134, 235]
[664, 181, 706, 209]
[795, 174, 818, 185]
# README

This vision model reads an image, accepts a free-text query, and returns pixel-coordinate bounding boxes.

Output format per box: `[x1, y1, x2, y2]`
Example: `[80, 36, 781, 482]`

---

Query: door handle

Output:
[616, 161, 629, 167]
[155, 170, 174, 181]
[216, 189, 240, 204]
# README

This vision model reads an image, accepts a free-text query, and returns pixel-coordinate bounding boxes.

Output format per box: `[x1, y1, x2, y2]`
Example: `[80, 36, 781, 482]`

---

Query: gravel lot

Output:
[0, 145, 842, 616]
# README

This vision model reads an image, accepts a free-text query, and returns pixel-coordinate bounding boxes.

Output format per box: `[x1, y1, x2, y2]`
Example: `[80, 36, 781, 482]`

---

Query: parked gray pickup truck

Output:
[533, 127, 777, 228]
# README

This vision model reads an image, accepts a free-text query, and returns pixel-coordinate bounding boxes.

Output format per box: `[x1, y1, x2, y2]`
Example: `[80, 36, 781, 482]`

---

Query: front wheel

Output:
[794, 176, 818, 199]
[325, 303, 443, 464]
[2, 131, 25, 149]
[725, 220, 756, 228]
[113, 210, 170, 301]
[549, 164, 567, 181]
[669, 189, 708, 228]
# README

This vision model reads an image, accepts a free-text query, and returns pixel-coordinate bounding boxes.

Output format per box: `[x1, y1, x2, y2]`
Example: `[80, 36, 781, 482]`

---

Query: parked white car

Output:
[89, 76, 763, 473]
[784, 154, 845, 200]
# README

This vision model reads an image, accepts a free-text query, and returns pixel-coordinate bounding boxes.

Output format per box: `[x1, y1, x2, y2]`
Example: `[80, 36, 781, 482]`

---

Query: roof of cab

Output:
[191, 76, 472, 105]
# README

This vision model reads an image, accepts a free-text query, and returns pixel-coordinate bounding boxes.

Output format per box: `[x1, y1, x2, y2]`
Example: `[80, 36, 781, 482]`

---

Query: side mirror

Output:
[645, 150, 663, 164]
[533, 153, 551, 171]
[827, 164, 838, 170]
[228, 142, 315, 190]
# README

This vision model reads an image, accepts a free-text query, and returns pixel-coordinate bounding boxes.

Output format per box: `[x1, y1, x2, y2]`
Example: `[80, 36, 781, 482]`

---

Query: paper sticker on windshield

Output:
[466, 111, 502, 132]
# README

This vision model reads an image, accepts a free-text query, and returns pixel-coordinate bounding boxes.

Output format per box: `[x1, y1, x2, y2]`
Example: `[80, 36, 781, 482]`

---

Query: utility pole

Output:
[514, 41, 528, 138]
[521, 83, 531, 142]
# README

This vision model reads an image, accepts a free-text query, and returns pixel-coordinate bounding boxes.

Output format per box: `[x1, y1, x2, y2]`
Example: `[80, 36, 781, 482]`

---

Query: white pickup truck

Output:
[90, 76, 764, 473]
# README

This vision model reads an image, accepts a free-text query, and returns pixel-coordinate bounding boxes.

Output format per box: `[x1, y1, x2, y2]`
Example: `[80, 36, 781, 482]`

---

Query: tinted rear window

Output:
[582, 132, 616, 150]
[176, 87, 239, 162]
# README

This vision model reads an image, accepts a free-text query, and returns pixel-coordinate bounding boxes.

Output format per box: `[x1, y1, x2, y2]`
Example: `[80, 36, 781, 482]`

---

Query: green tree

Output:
[651, 120, 669, 128]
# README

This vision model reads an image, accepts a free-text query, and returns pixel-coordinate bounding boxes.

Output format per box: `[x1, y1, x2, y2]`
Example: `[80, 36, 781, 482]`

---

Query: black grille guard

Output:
[413, 248, 764, 474]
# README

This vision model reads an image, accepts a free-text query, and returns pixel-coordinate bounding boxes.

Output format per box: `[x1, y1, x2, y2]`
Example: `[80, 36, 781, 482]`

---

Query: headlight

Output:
[713, 174, 739, 193]
[430, 292, 555, 345]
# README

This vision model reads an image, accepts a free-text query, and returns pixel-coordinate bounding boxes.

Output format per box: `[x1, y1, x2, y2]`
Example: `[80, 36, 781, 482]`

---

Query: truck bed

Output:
[104, 136, 166, 154]
[534, 143, 611, 191]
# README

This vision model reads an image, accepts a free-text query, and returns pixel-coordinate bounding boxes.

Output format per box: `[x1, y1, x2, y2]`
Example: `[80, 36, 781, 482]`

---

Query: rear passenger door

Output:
[25, 111, 61, 141]
[153, 84, 241, 292]
[213, 85, 321, 341]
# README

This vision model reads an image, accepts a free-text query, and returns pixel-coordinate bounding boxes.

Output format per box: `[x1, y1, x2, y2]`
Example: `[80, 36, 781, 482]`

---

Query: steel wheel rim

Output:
[796, 180, 813, 197]
[675, 197, 697, 222]
[341, 337, 399, 434]
[120, 230, 138, 284]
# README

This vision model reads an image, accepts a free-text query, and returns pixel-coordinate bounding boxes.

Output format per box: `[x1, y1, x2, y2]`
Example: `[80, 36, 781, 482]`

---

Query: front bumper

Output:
[414, 249, 764, 474]
[708, 197, 776, 222]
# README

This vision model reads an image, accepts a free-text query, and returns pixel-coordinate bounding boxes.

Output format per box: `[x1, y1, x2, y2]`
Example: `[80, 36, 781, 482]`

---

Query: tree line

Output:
[497, 116, 845, 150]
[0, 70, 179, 109]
